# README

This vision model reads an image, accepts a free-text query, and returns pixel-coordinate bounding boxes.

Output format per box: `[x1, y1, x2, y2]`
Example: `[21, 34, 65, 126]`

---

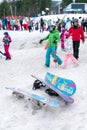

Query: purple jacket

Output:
[3, 35, 12, 45]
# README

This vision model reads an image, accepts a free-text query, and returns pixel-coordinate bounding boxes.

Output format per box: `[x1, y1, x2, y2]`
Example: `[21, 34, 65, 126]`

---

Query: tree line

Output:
[0, 0, 86, 18]
[0, 0, 51, 17]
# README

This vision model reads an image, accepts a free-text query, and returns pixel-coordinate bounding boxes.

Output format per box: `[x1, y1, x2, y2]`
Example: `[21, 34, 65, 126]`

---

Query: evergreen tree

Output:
[0, 0, 10, 17]
[12, 0, 51, 16]
[0, 0, 51, 17]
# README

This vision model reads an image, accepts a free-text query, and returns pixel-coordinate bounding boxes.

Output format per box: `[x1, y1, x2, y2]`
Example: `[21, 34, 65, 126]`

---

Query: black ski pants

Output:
[73, 41, 80, 59]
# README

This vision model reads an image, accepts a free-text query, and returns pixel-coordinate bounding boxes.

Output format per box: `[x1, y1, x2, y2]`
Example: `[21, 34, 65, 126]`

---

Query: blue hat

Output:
[4, 32, 8, 35]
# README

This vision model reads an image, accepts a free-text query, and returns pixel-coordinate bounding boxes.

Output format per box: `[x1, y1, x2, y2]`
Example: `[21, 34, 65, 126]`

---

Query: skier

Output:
[39, 24, 62, 67]
[68, 18, 85, 60]
[2, 32, 12, 60]
[61, 31, 79, 68]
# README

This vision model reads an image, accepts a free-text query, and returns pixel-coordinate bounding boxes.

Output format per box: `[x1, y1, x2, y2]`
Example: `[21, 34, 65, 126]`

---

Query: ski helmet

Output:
[50, 23, 56, 31]
[73, 18, 78, 23]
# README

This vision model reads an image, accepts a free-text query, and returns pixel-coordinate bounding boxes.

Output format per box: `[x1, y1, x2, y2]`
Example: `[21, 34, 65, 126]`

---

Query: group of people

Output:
[39, 18, 85, 68]
[1, 17, 85, 69]
[0, 16, 47, 32]
[0, 16, 34, 31]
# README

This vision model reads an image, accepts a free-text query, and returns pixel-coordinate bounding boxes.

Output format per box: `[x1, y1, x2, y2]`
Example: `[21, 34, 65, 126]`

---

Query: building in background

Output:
[63, 3, 87, 13]
[51, 0, 62, 14]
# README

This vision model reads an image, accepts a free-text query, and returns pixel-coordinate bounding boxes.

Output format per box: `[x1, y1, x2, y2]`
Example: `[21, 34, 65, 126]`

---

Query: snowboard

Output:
[0, 51, 6, 56]
[45, 72, 76, 97]
[31, 74, 75, 103]
[5, 87, 59, 108]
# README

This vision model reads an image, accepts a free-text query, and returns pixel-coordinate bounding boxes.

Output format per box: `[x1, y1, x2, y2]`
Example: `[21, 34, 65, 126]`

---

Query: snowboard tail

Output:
[0, 51, 6, 56]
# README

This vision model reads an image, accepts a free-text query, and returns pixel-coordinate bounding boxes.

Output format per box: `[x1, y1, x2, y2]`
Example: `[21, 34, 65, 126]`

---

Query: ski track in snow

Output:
[0, 28, 87, 130]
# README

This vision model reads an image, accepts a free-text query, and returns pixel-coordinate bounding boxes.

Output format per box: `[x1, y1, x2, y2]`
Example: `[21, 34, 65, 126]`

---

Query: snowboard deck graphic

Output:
[5, 87, 59, 108]
[45, 72, 76, 96]
[31, 74, 74, 103]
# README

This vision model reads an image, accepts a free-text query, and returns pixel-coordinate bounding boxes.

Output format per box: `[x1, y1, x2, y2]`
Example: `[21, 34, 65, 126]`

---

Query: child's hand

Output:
[4, 37, 9, 41]
[44, 43, 48, 50]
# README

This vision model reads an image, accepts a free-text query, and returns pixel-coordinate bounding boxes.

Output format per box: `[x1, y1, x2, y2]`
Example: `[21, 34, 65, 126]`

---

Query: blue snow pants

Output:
[45, 46, 62, 67]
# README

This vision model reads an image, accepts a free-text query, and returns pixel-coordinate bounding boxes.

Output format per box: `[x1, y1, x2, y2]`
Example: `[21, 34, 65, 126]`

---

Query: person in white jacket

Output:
[61, 31, 79, 68]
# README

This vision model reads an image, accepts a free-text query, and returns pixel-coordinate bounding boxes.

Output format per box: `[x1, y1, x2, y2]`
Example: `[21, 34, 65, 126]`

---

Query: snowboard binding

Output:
[12, 91, 24, 99]
[33, 79, 46, 90]
[45, 88, 59, 97]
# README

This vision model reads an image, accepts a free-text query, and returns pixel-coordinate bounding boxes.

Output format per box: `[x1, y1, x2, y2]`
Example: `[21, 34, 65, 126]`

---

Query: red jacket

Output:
[68, 26, 85, 42]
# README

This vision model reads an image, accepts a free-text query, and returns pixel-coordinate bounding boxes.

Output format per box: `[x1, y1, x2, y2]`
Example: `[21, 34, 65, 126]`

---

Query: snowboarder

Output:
[2, 32, 12, 60]
[39, 24, 62, 67]
[68, 18, 85, 60]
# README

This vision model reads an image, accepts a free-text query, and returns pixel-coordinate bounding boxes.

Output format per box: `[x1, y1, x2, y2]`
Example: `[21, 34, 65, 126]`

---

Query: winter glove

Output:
[81, 37, 85, 44]
[39, 39, 43, 44]
[53, 40, 56, 44]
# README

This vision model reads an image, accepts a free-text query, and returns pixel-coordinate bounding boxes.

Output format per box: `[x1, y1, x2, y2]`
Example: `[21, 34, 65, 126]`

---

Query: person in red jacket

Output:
[68, 18, 85, 60]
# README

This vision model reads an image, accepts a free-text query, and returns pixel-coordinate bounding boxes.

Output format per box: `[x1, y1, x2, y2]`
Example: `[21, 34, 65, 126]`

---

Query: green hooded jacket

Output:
[42, 29, 60, 47]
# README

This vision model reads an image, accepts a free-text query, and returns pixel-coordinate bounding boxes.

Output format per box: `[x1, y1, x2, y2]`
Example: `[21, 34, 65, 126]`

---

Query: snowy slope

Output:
[0, 28, 87, 130]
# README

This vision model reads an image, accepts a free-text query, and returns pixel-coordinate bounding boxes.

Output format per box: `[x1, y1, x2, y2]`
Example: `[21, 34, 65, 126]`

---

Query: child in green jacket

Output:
[39, 25, 62, 67]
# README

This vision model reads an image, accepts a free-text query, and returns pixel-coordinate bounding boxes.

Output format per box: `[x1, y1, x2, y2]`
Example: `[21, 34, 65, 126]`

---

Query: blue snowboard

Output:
[45, 72, 76, 96]
[5, 87, 59, 108]
[31, 74, 75, 103]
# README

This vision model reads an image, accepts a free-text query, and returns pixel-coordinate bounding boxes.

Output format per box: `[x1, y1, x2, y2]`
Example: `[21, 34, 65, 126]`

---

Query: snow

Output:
[0, 16, 87, 130]
[34, 14, 87, 22]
